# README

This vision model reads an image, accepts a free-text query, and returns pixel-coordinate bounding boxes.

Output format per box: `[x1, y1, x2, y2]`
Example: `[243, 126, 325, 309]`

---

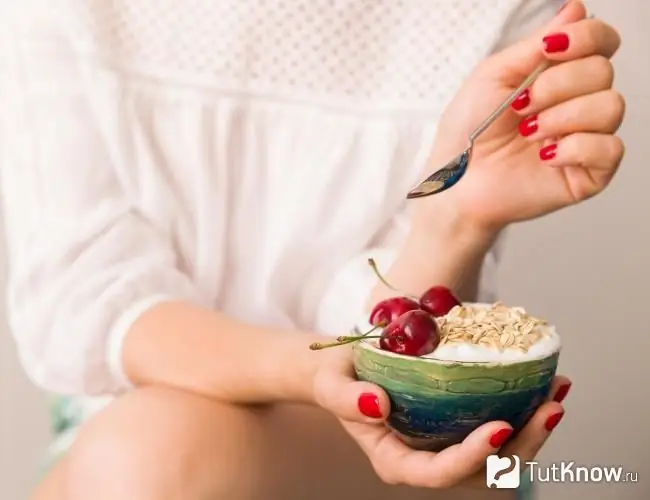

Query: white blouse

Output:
[0, 0, 561, 396]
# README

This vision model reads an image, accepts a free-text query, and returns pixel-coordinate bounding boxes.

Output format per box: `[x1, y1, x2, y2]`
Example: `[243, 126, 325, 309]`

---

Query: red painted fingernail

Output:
[539, 144, 557, 161]
[554, 383, 572, 403]
[489, 428, 513, 448]
[519, 115, 538, 137]
[545, 412, 565, 431]
[543, 33, 570, 53]
[358, 393, 382, 419]
[511, 89, 531, 111]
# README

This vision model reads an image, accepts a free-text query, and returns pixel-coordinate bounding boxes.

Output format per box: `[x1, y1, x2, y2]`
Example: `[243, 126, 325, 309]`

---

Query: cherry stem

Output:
[338, 335, 382, 341]
[310, 325, 386, 351]
[336, 324, 382, 342]
[367, 258, 419, 301]
[309, 337, 363, 350]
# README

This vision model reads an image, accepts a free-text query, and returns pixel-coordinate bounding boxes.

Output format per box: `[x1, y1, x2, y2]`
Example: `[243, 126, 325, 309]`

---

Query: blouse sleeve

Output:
[313, 0, 561, 335]
[0, 19, 204, 396]
[313, 206, 506, 335]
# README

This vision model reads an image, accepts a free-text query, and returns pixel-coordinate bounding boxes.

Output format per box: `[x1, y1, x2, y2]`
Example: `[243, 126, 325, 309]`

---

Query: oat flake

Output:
[437, 302, 548, 353]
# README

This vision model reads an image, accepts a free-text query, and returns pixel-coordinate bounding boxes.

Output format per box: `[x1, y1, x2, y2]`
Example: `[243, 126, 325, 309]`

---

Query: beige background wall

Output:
[1, 0, 649, 498]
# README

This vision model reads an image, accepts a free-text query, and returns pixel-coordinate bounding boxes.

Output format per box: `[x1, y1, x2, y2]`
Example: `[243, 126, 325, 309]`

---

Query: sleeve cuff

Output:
[106, 294, 178, 392]
[315, 248, 399, 336]
[477, 229, 508, 303]
[315, 230, 507, 335]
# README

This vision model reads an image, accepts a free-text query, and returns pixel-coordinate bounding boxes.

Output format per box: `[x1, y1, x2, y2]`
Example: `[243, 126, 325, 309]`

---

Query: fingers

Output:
[486, 1, 588, 77]
[425, 421, 514, 488]
[518, 90, 626, 140]
[486, 3, 621, 84]
[541, 17, 621, 61]
[539, 133, 623, 202]
[511, 55, 614, 114]
[498, 375, 572, 466]
[312, 347, 391, 424]
[348, 375, 573, 490]
[538, 133, 625, 172]
[499, 401, 565, 465]
[349, 418, 513, 488]
[549, 376, 572, 403]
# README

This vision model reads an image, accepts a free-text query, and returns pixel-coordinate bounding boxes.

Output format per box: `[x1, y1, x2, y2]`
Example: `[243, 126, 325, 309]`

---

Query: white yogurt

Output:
[354, 303, 561, 363]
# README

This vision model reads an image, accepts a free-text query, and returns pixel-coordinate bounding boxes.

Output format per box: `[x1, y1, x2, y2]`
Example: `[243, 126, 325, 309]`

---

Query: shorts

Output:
[44, 395, 113, 472]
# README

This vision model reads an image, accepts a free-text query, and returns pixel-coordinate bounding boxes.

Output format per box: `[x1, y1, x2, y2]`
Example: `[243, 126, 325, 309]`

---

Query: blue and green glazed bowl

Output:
[352, 334, 560, 452]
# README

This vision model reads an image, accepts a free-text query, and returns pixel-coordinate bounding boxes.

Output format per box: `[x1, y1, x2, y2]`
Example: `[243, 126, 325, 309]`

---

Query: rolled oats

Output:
[437, 302, 548, 352]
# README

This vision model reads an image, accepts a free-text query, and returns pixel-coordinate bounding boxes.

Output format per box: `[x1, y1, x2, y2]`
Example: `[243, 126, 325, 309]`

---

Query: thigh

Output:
[260, 404, 516, 500]
[31, 458, 67, 500]
[32, 387, 516, 500]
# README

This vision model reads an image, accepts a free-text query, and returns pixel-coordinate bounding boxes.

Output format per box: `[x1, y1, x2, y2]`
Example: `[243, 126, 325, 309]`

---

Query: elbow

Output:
[6, 291, 129, 397]
[13, 347, 106, 396]
[4, 226, 204, 396]
[9, 325, 121, 397]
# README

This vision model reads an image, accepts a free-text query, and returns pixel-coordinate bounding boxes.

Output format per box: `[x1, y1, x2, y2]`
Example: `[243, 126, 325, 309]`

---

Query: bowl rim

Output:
[353, 336, 561, 367]
[352, 301, 561, 367]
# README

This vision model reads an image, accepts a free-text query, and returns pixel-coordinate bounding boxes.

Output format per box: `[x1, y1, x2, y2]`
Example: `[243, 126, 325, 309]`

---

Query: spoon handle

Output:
[468, 60, 550, 143]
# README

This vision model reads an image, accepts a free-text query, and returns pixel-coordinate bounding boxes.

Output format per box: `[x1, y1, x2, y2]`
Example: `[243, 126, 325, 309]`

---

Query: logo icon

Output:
[486, 455, 521, 489]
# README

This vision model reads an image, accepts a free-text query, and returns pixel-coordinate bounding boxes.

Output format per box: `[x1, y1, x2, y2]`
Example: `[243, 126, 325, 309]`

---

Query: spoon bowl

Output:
[406, 150, 471, 199]
[406, 60, 550, 199]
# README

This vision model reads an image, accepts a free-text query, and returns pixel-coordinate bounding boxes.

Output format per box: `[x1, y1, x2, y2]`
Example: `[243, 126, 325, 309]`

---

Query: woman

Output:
[0, 1, 624, 499]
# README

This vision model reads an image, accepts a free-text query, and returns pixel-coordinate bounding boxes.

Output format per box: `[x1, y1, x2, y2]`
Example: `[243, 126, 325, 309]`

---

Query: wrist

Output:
[405, 224, 499, 274]
[204, 329, 325, 406]
[370, 207, 501, 304]
[123, 301, 324, 406]
[409, 198, 501, 253]
[282, 332, 327, 405]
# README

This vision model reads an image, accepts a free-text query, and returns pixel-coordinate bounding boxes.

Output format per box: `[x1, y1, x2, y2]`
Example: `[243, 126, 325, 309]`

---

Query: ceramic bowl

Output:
[352, 331, 560, 451]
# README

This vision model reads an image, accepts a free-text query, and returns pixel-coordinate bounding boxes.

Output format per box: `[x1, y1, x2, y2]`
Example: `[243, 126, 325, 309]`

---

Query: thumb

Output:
[486, 0, 588, 79]
[313, 349, 391, 424]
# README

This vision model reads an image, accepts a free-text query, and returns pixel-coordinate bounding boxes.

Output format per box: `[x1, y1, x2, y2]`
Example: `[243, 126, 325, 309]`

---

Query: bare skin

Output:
[25, 4, 620, 499]
[31, 387, 515, 500]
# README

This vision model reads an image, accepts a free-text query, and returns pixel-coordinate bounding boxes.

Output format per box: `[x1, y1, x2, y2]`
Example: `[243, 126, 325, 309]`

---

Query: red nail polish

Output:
[519, 115, 538, 137]
[489, 428, 513, 448]
[554, 383, 572, 403]
[358, 393, 382, 419]
[545, 412, 565, 431]
[543, 33, 570, 53]
[511, 89, 531, 111]
[539, 144, 557, 161]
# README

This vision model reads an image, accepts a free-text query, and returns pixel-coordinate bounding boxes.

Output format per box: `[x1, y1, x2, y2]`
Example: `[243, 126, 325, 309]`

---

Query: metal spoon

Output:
[406, 60, 551, 199]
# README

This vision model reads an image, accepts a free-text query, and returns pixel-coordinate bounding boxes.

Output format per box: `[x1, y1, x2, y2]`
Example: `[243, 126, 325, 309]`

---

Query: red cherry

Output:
[369, 297, 421, 327]
[379, 310, 440, 356]
[420, 286, 461, 317]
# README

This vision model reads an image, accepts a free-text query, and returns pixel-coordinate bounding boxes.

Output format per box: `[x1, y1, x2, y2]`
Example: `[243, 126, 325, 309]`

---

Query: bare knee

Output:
[58, 388, 412, 500]
[63, 387, 263, 500]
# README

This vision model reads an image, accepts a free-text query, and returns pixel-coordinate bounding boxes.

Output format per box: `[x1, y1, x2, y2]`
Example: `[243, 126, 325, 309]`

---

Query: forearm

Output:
[369, 208, 499, 305]
[123, 301, 324, 405]
[122, 202, 497, 405]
